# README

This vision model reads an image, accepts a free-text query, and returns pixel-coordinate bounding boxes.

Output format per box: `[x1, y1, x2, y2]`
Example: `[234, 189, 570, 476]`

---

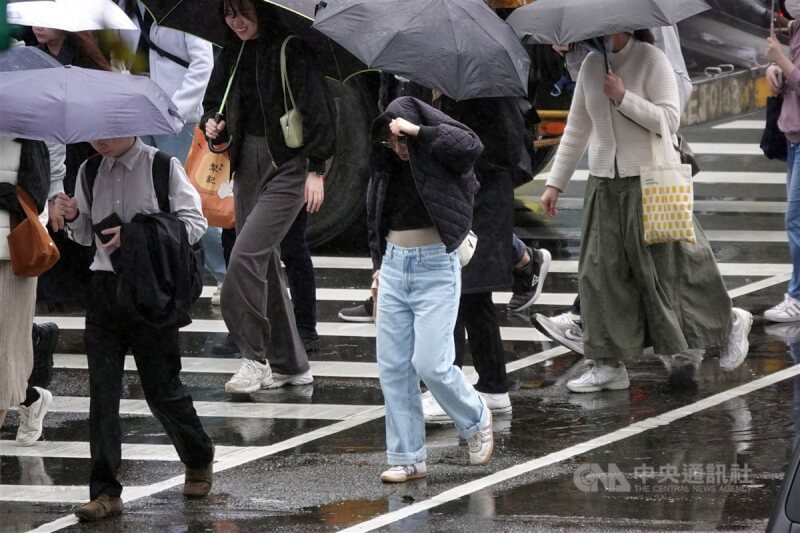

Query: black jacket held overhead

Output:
[201, 31, 336, 174]
[367, 96, 484, 271]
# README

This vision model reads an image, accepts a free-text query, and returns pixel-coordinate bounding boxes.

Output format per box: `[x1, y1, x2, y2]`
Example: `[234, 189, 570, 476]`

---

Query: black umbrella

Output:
[139, 0, 364, 81]
[312, 0, 530, 101]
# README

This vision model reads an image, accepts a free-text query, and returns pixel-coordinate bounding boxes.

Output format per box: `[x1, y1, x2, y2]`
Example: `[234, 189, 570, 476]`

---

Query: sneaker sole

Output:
[533, 314, 585, 355]
[380, 471, 428, 483]
[224, 382, 262, 394]
[337, 312, 374, 323]
[262, 375, 314, 389]
[763, 313, 800, 323]
[567, 378, 631, 394]
[16, 391, 53, 446]
[509, 250, 552, 313]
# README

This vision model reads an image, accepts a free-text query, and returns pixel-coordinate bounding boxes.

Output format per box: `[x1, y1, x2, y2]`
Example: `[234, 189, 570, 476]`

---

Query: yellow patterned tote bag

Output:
[640, 116, 696, 246]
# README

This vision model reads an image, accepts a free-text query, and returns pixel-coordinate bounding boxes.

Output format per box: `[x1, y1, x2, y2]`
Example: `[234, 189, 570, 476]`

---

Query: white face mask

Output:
[786, 0, 800, 19]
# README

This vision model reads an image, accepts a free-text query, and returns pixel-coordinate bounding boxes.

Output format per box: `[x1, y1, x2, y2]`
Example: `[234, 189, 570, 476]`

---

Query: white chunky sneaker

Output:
[265, 368, 314, 389]
[534, 312, 584, 355]
[764, 293, 800, 323]
[422, 391, 450, 425]
[478, 392, 512, 415]
[225, 359, 272, 393]
[16, 387, 53, 446]
[720, 308, 753, 372]
[211, 285, 222, 307]
[468, 406, 494, 466]
[380, 461, 427, 483]
[566, 360, 630, 393]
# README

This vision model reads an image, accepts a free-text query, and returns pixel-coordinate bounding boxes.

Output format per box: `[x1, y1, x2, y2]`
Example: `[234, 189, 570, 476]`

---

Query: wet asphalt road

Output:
[0, 111, 796, 532]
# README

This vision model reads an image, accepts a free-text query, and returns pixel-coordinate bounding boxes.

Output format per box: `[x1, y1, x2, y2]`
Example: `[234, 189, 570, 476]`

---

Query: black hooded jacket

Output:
[367, 97, 483, 271]
[201, 29, 336, 174]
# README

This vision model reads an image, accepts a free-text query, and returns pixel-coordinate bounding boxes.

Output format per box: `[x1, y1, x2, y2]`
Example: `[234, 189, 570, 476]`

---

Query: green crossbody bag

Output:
[280, 36, 304, 149]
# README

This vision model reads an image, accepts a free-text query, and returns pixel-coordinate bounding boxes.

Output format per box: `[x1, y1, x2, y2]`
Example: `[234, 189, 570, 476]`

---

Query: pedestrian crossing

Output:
[2, 112, 795, 532]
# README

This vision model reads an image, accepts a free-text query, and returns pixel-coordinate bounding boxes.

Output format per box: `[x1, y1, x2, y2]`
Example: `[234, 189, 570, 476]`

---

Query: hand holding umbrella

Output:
[604, 73, 626, 105]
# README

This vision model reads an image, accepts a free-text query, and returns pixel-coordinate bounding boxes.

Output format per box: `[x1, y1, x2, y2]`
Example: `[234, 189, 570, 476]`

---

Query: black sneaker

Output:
[338, 297, 374, 323]
[30, 323, 59, 389]
[508, 247, 552, 313]
[299, 327, 321, 352]
[212, 334, 240, 356]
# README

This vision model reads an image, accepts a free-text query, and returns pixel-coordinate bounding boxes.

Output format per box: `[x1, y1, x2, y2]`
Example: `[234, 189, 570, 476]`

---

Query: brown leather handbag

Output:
[7, 187, 59, 277]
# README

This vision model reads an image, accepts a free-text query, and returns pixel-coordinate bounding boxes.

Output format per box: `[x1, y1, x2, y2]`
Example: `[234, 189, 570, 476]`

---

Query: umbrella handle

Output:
[208, 139, 231, 154]
[208, 112, 230, 153]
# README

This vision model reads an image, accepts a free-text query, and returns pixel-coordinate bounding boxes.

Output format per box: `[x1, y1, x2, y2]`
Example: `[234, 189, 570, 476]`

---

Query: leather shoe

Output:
[184, 459, 213, 497]
[74, 493, 123, 521]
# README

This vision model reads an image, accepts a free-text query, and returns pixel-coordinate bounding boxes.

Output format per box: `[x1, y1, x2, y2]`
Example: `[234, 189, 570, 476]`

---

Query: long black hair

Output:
[633, 29, 655, 44]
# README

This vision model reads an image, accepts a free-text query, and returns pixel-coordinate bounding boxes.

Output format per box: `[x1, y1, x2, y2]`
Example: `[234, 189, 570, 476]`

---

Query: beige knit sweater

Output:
[546, 37, 681, 193]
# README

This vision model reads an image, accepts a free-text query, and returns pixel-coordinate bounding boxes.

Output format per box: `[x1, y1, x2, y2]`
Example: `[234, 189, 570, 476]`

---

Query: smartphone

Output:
[92, 212, 123, 244]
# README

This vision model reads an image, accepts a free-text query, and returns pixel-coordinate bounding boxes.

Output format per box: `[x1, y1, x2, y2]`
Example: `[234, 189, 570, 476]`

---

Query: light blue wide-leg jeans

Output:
[376, 243, 487, 466]
[787, 143, 800, 299]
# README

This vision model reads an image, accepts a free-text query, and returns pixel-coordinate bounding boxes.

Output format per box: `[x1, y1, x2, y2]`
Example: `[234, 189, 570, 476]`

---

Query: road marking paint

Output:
[0, 441, 245, 462]
[712, 120, 766, 130]
[691, 143, 762, 155]
[535, 170, 786, 184]
[340, 364, 800, 533]
[517, 228, 790, 243]
[548, 197, 788, 214]
[10, 398, 379, 421]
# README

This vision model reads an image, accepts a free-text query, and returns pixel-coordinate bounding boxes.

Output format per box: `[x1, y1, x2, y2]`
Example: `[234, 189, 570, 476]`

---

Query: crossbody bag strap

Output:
[280, 36, 299, 116]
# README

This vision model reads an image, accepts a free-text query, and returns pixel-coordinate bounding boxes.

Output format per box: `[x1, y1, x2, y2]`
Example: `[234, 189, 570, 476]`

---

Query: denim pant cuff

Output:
[457, 398, 488, 440]
[386, 447, 427, 466]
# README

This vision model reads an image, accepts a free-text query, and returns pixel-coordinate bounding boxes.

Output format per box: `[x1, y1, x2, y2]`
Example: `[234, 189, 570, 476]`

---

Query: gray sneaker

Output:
[468, 405, 494, 465]
[534, 312, 584, 355]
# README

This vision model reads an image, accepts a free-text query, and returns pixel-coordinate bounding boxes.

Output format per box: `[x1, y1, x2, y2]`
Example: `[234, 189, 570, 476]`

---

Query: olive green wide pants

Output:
[579, 176, 732, 359]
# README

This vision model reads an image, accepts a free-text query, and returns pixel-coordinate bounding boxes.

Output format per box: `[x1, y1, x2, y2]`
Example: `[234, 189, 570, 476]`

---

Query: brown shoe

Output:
[184, 460, 213, 497]
[74, 493, 123, 521]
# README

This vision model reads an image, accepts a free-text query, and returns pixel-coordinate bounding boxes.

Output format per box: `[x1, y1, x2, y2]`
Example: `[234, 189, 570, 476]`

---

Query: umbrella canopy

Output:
[7, 0, 137, 31]
[312, 0, 530, 101]
[506, 0, 710, 45]
[139, 0, 364, 80]
[0, 45, 62, 72]
[0, 66, 181, 143]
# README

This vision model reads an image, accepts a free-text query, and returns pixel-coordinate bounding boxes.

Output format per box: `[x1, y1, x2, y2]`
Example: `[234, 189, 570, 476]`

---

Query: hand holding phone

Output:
[93, 212, 123, 244]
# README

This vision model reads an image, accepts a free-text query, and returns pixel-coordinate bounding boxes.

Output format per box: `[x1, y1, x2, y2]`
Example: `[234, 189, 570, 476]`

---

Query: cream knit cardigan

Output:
[546, 37, 681, 193]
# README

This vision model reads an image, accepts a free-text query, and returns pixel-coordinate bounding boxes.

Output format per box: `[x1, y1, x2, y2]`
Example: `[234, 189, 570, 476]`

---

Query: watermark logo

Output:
[574, 463, 631, 493]
[573, 463, 752, 494]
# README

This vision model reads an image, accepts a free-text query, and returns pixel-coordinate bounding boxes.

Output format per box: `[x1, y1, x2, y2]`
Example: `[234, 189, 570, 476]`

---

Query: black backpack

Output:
[83, 150, 205, 303]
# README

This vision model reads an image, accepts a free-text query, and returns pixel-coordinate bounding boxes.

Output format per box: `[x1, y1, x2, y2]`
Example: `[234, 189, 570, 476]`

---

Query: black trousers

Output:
[454, 292, 509, 394]
[85, 273, 213, 500]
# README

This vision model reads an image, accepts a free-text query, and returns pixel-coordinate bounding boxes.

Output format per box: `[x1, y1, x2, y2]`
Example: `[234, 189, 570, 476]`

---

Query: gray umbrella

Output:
[312, 0, 529, 101]
[0, 46, 62, 72]
[0, 66, 181, 143]
[506, 0, 710, 45]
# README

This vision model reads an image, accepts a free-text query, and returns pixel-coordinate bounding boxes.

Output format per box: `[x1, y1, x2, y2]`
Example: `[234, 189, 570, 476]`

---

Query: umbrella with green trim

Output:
[139, 0, 364, 81]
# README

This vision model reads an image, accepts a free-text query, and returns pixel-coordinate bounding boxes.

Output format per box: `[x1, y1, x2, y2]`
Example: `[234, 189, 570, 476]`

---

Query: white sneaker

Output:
[720, 308, 753, 372]
[478, 392, 512, 415]
[225, 359, 272, 393]
[211, 285, 222, 307]
[16, 387, 53, 446]
[422, 391, 450, 425]
[468, 406, 493, 465]
[534, 312, 584, 355]
[764, 294, 800, 323]
[380, 461, 427, 483]
[566, 360, 630, 393]
[264, 368, 314, 389]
